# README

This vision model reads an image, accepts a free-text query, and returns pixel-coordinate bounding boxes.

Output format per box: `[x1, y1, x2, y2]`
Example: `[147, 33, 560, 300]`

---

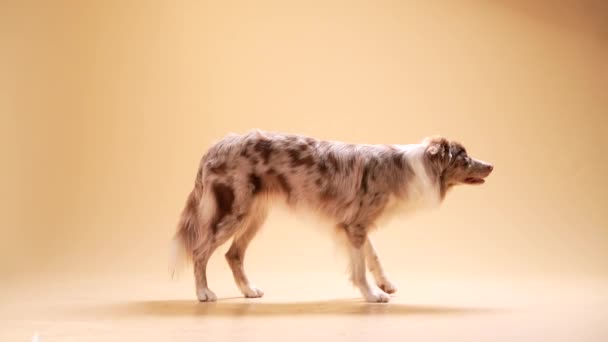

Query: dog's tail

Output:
[169, 181, 204, 279]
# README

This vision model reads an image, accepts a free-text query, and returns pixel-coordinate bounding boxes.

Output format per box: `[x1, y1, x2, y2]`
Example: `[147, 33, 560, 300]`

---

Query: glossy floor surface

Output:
[2, 272, 607, 341]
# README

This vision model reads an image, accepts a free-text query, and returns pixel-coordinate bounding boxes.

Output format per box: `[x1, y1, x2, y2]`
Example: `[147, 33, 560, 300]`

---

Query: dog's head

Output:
[423, 136, 493, 196]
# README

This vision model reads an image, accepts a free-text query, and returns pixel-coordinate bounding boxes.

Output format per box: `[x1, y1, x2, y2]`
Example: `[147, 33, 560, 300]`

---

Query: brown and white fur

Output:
[169, 130, 493, 303]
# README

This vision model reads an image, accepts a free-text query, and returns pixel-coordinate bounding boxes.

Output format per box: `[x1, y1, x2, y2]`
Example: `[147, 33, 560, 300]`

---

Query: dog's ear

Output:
[424, 136, 450, 161]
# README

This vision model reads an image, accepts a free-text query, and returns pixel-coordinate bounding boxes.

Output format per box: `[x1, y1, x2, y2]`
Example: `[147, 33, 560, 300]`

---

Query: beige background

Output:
[1, 0, 607, 341]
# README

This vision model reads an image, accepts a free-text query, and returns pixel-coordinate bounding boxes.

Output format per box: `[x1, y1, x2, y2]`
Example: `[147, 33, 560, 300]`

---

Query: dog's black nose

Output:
[487, 164, 494, 172]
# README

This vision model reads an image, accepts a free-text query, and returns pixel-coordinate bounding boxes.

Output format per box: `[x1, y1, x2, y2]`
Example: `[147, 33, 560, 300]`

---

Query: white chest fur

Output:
[376, 144, 440, 226]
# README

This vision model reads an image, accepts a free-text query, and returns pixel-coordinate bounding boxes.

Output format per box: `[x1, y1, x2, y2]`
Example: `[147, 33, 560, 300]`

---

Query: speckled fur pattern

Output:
[170, 130, 493, 303]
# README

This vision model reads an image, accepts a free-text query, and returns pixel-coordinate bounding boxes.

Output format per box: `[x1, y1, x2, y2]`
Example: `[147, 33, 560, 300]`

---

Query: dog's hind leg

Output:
[341, 223, 390, 303]
[225, 199, 268, 298]
[364, 237, 397, 294]
[192, 237, 219, 302]
[192, 180, 256, 302]
[193, 215, 249, 302]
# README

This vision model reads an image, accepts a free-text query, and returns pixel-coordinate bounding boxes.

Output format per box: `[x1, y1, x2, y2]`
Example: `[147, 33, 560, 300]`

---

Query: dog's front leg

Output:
[343, 224, 390, 303]
[364, 237, 397, 294]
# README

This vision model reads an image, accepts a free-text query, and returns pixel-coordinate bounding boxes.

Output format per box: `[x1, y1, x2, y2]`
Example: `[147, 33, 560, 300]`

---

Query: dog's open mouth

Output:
[464, 177, 485, 185]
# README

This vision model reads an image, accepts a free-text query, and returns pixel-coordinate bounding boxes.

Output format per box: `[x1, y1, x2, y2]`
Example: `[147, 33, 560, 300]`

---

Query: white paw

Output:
[242, 285, 264, 298]
[363, 288, 391, 303]
[378, 280, 397, 294]
[197, 288, 217, 302]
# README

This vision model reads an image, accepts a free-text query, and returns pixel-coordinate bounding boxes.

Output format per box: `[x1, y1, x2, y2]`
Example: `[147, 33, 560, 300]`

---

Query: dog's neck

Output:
[374, 144, 441, 227]
[396, 144, 442, 209]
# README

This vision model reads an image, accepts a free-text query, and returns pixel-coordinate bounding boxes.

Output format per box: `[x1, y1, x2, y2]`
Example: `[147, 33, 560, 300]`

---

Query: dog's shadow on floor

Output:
[87, 298, 502, 318]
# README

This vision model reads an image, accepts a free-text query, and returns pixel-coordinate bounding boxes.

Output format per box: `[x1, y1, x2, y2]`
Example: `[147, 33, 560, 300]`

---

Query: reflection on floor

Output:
[1, 273, 607, 342]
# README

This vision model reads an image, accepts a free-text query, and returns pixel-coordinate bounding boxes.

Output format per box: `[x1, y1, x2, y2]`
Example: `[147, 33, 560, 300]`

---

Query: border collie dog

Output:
[170, 130, 493, 303]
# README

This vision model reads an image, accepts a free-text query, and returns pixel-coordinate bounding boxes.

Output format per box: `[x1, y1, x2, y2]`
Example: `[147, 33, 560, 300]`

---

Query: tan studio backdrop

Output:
[1, 1, 607, 341]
